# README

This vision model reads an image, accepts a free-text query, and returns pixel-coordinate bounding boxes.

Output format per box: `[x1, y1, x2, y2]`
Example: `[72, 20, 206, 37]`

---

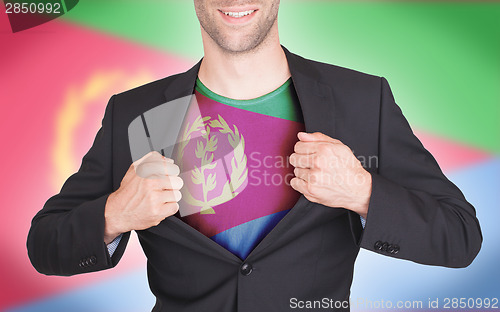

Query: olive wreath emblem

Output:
[177, 114, 248, 214]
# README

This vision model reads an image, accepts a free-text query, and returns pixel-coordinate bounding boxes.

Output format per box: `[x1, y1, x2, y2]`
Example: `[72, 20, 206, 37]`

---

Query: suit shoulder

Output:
[113, 73, 181, 102]
[105, 70, 193, 128]
[109, 70, 193, 122]
[295, 53, 382, 86]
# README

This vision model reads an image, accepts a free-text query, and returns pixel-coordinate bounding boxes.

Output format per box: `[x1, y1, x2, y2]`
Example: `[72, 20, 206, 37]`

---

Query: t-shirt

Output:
[172, 77, 305, 260]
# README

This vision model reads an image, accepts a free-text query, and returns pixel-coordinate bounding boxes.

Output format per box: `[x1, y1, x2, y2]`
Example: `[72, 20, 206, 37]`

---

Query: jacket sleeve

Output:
[27, 95, 130, 276]
[355, 77, 482, 268]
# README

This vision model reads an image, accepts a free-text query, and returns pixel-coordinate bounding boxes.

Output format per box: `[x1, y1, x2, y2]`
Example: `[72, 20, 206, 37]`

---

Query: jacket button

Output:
[240, 263, 253, 276]
[381, 242, 389, 252]
[387, 244, 394, 253]
[393, 245, 400, 254]
[89, 256, 97, 265]
[374, 241, 383, 250]
[79, 259, 87, 268]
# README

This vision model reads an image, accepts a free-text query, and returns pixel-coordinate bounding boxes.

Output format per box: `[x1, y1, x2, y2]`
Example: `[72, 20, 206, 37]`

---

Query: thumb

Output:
[133, 151, 160, 167]
[297, 131, 341, 144]
[127, 151, 172, 177]
[133, 151, 174, 167]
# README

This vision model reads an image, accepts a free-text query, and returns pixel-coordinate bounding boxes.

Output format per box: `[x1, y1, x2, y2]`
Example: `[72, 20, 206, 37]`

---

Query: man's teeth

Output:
[222, 10, 255, 18]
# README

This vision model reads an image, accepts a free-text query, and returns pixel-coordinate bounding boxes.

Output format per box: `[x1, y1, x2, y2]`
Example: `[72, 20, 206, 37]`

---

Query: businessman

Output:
[27, 1, 482, 311]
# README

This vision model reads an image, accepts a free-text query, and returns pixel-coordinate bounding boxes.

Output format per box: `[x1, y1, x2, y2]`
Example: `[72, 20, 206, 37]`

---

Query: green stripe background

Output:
[61, 1, 500, 153]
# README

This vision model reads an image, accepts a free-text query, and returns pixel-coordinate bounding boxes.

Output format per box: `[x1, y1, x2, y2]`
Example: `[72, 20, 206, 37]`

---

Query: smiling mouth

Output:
[219, 9, 257, 18]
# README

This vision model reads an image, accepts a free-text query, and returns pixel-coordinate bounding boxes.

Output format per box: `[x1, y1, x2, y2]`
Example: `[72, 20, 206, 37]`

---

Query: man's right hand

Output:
[103, 151, 183, 244]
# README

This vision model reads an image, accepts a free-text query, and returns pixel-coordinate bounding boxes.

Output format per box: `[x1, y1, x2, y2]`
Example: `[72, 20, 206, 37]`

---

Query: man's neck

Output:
[198, 29, 291, 100]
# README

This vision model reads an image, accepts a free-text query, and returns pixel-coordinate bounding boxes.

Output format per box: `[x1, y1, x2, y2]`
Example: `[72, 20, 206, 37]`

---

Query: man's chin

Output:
[217, 38, 264, 55]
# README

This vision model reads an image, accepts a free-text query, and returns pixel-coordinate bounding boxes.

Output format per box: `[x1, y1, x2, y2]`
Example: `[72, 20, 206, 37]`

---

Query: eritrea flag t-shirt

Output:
[172, 77, 305, 260]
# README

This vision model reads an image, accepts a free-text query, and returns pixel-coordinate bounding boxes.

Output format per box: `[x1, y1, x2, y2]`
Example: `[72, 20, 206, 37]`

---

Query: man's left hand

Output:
[289, 132, 372, 219]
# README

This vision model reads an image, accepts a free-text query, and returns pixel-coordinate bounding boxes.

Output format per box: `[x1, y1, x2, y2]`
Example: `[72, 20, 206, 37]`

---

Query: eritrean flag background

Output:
[1, 1, 499, 311]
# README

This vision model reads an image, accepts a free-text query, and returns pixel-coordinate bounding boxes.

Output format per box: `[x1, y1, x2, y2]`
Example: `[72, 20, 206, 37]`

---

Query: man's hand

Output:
[103, 151, 184, 244]
[289, 132, 372, 219]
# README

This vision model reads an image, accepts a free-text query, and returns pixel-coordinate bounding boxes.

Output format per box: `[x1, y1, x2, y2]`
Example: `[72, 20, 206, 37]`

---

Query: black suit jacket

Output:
[27, 46, 482, 311]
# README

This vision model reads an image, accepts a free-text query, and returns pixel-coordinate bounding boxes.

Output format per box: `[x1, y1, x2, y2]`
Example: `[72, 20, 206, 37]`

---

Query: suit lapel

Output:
[282, 46, 336, 137]
[156, 46, 337, 262]
[163, 59, 201, 102]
